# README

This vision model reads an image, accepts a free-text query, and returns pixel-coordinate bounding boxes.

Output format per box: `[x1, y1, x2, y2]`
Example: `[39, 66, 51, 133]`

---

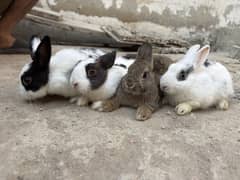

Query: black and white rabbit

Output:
[19, 35, 105, 100]
[69, 53, 135, 109]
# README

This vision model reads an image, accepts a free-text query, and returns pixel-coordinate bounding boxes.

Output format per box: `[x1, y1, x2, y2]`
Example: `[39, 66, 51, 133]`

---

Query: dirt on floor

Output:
[0, 48, 240, 180]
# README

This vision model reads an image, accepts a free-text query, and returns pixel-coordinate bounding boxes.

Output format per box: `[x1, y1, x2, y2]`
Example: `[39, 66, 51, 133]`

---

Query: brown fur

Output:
[100, 43, 173, 121]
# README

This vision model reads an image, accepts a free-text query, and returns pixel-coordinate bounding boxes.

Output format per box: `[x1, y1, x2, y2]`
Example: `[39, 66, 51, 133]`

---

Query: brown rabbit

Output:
[96, 43, 172, 121]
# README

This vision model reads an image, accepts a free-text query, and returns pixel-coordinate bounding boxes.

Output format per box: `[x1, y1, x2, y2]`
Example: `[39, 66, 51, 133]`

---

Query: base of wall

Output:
[14, 8, 240, 57]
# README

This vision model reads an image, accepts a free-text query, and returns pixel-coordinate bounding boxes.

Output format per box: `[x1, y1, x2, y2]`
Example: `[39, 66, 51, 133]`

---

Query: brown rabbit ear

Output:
[136, 43, 153, 69]
[137, 43, 152, 59]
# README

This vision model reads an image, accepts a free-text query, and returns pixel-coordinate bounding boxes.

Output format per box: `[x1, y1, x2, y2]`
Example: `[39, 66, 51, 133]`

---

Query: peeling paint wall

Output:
[39, 0, 240, 27]
[38, 0, 240, 51]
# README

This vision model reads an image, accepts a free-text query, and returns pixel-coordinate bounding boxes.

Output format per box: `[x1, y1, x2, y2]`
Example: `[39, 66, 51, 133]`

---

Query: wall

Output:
[38, 0, 240, 52]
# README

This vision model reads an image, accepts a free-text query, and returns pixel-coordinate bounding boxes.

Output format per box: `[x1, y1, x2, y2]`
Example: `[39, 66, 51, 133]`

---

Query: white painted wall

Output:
[38, 0, 240, 28]
[36, 0, 240, 51]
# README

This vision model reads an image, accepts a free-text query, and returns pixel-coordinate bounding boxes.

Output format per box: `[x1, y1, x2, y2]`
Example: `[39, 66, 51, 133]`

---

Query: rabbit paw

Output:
[162, 97, 168, 105]
[176, 103, 192, 115]
[74, 96, 89, 106]
[217, 99, 229, 110]
[98, 100, 119, 112]
[136, 106, 152, 121]
[91, 101, 103, 110]
[70, 97, 78, 103]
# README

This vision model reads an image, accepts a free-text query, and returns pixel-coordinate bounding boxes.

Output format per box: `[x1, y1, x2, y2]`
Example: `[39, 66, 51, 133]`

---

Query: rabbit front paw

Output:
[217, 99, 229, 110]
[70, 97, 78, 103]
[77, 96, 89, 106]
[98, 99, 120, 112]
[91, 101, 103, 110]
[71, 96, 89, 106]
[175, 103, 192, 115]
[136, 106, 152, 121]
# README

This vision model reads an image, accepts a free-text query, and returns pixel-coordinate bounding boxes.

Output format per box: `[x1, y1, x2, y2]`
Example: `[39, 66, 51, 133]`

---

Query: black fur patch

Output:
[204, 59, 211, 67]
[85, 63, 107, 90]
[86, 51, 116, 90]
[114, 64, 127, 69]
[21, 35, 51, 92]
[177, 66, 193, 81]
[21, 62, 49, 91]
[123, 54, 136, 59]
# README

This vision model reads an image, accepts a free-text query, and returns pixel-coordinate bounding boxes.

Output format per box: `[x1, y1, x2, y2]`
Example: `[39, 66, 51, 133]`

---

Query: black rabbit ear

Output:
[97, 51, 116, 70]
[34, 36, 51, 67]
[136, 43, 152, 60]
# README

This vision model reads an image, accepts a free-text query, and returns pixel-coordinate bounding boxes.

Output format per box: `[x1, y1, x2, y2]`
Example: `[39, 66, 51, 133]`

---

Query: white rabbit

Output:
[160, 44, 234, 115]
[69, 52, 135, 109]
[19, 35, 104, 100]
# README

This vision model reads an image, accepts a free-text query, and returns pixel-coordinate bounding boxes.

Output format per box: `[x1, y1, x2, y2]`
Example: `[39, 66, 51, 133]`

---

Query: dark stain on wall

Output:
[224, 4, 240, 26]
[51, 0, 219, 30]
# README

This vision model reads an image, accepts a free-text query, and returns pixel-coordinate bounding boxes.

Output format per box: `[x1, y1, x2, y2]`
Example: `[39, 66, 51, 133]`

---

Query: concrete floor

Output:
[0, 50, 240, 180]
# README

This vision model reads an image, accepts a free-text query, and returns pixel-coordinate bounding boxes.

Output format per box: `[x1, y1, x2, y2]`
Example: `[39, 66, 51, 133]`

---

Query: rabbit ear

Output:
[194, 45, 210, 67]
[29, 35, 41, 60]
[136, 43, 153, 69]
[97, 51, 116, 70]
[34, 36, 51, 67]
[183, 44, 201, 63]
[137, 43, 152, 60]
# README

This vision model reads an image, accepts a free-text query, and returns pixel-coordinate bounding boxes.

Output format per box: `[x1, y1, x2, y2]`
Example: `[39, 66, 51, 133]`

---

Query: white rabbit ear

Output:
[182, 44, 201, 63]
[194, 45, 210, 67]
[30, 35, 41, 56]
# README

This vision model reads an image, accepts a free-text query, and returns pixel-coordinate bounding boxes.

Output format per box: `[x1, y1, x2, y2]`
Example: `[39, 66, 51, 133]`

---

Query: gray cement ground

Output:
[0, 50, 240, 180]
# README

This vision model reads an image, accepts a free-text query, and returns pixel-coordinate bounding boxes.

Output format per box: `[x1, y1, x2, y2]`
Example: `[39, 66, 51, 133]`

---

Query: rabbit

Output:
[94, 43, 173, 121]
[160, 44, 234, 115]
[19, 35, 105, 100]
[69, 52, 135, 109]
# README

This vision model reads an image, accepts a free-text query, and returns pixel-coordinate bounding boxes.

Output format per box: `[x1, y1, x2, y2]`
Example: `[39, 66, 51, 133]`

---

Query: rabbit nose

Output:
[126, 80, 135, 89]
[73, 82, 78, 88]
[161, 85, 168, 91]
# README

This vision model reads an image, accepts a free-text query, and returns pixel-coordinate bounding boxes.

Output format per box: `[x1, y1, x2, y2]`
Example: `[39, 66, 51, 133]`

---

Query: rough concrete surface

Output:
[0, 48, 240, 180]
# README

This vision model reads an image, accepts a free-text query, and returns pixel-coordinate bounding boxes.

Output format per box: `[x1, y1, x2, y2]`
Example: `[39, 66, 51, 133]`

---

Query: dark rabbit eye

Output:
[23, 76, 32, 86]
[177, 66, 193, 81]
[142, 72, 148, 79]
[87, 69, 97, 77]
[178, 71, 186, 81]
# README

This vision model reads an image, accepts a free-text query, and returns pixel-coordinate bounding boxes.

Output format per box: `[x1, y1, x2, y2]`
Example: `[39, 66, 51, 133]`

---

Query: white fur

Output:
[19, 48, 104, 100]
[160, 45, 234, 109]
[70, 56, 135, 107]
[91, 101, 103, 110]
[183, 44, 200, 64]
[31, 37, 41, 53]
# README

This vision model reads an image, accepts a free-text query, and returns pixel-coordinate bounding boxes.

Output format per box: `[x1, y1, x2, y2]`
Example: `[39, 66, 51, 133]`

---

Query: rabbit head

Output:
[160, 44, 210, 95]
[70, 51, 117, 94]
[121, 43, 155, 95]
[19, 35, 51, 100]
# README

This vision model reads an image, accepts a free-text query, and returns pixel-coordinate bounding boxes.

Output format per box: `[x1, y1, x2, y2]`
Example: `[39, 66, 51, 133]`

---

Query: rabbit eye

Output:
[87, 69, 97, 77]
[142, 72, 148, 79]
[23, 76, 32, 86]
[178, 71, 186, 81]
[177, 66, 193, 81]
